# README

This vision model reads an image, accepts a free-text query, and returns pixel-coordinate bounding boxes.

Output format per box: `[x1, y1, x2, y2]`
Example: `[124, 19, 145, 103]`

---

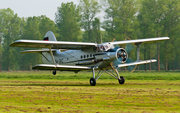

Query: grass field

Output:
[0, 71, 180, 113]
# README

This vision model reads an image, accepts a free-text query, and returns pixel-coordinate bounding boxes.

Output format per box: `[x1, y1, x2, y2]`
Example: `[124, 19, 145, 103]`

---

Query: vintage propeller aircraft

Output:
[10, 31, 169, 86]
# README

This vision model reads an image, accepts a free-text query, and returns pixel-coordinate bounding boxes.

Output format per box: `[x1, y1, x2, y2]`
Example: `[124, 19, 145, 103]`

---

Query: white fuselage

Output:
[42, 49, 117, 69]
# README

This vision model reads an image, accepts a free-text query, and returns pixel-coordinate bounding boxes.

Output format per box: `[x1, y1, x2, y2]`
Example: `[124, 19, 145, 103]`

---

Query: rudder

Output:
[43, 31, 57, 41]
[42, 31, 58, 64]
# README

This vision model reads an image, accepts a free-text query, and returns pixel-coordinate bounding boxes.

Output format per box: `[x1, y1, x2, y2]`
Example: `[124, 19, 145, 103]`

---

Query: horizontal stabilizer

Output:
[32, 64, 92, 71]
[117, 59, 157, 68]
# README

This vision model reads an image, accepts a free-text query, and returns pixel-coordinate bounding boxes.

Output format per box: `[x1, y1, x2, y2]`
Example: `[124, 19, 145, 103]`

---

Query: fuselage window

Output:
[84, 55, 86, 58]
[81, 55, 83, 59]
[90, 54, 92, 57]
[87, 54, 89, 58]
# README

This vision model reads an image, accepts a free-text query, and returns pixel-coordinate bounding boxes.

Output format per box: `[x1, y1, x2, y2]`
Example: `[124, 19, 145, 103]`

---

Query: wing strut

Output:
[136, 43, 142, 61]
[49, 47, 56, 64]
[137, 44, 140, 61]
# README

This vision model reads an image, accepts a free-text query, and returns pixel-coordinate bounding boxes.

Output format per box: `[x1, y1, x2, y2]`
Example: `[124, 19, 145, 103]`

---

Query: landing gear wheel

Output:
[90, 78, 96, 86]
[119, 76, 125, 84]
[53, 70, 56, 75]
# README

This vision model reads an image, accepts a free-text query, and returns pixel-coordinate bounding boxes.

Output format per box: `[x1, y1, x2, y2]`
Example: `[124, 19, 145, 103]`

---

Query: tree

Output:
[55, 2, 81, 41]
[161, 0, 180, 71]
[19, 16, 42, 70]
[82, 17, 101, 43]
[92, 18, 101, 43]
[79, 0, 101, 42]
[138, 0, 180, 71]
[0, 8, 21, 71]
[39, 15, 57, 38]
[102, 0, 138, 42]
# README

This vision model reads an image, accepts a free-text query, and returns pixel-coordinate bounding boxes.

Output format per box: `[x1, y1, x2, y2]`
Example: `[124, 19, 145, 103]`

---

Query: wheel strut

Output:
[89, 67, 105, 86]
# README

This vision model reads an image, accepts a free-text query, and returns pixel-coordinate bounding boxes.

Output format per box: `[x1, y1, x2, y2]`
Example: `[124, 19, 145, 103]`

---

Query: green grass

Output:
[0, 71, 180, 112]
[0, 71, 180, 80]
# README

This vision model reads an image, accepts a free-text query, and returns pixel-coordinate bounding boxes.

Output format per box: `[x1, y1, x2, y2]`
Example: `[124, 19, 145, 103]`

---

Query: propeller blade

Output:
[125, 43, 136, 52]
[126, 58, 136, 72]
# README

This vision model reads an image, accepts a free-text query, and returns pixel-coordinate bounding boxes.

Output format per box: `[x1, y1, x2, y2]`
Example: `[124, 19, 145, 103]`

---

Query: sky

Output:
[0, 0, 79, 21]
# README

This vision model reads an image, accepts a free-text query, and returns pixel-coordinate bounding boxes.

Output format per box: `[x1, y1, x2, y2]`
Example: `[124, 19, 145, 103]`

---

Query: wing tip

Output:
[9, 43, 16, 47]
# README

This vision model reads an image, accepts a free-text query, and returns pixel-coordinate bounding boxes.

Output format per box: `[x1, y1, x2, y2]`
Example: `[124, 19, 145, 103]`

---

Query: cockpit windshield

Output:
[95, 43, 113, 52]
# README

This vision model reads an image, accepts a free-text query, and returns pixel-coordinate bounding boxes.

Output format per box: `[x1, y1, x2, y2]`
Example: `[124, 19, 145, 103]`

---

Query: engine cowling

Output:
[116, 48, 128, 63]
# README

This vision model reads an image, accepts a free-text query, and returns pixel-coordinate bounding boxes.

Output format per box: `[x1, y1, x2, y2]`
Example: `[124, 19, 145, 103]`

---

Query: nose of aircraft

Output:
[116, 48, 128, 63]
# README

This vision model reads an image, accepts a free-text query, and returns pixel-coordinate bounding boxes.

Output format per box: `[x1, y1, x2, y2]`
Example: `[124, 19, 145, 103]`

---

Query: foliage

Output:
[0, 8, 21, 71]
[55, 2, 81, 41]
[0, 8, 57, 70]
[102, 0, 138, 41]
[138, 0, 180, 71]
[1, 0, 180, 71]
[79, 0, 101, 43]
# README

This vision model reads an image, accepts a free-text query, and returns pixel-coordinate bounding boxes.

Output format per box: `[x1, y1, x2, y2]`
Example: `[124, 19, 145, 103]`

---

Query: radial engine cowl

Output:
[116, 48, 128, 63]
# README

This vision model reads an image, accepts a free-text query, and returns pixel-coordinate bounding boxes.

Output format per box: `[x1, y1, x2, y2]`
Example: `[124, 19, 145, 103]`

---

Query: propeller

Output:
[111, 48, 128, 67]
[126, 58, 136, 72]
[125, 43, 136, 52]
[116, 48, 128, 63]
[111, 37, 137, 72]
[124, 37, 138, 72]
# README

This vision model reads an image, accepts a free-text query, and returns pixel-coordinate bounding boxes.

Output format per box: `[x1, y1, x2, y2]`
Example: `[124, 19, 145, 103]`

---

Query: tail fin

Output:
[42, 31, 58, 64]
[43, 31, 57, 41]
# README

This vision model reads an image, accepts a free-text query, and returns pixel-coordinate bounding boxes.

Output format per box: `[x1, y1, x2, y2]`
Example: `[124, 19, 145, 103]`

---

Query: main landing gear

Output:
[119, 76, 125, 84]
[53, 70, 56, 75]
[90, 78, 96, 86]
[90, 67, 125, 86]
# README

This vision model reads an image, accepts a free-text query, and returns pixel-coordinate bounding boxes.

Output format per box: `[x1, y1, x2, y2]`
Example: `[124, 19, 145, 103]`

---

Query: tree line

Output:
[0, 0, 180, 71]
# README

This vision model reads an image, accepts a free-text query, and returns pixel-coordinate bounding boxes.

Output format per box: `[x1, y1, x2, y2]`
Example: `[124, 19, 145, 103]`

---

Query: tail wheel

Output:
[119, 76, 125, 84]
[90, 78, 96, 86]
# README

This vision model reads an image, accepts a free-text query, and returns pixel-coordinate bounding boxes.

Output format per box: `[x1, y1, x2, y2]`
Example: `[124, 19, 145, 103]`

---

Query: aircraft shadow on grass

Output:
[3, 83, 120, 87]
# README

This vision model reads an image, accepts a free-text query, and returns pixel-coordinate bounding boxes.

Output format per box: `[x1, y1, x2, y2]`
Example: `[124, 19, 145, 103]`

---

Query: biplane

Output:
[10, 31, 169, 86]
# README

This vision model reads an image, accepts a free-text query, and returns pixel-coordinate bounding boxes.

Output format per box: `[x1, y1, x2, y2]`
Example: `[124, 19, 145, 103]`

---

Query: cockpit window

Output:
[95, 43, 112, 52]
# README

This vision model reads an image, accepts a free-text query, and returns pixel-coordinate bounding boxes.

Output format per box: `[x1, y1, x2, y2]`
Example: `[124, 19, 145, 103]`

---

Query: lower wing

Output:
[32, 59, 156, 71]
[117, 59, 157, 68]
[32, 64, 92, 71]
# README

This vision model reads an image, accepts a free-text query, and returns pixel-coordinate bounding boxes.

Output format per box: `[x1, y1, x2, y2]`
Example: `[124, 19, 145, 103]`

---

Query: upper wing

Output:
[10, 40, 97, 49]
[111, 37, 169, 45]
[10, 37, 169, 49]
[32, 64, 92, 71]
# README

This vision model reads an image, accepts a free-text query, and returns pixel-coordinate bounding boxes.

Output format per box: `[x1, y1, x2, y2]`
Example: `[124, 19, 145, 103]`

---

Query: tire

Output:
[90, 78, 96, 86]
[119, 76, 125, 84]
[53, 70, 56, 75]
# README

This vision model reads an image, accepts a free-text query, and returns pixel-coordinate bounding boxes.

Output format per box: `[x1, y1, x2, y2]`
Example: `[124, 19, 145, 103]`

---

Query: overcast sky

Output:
[0, 0, 79, 21]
